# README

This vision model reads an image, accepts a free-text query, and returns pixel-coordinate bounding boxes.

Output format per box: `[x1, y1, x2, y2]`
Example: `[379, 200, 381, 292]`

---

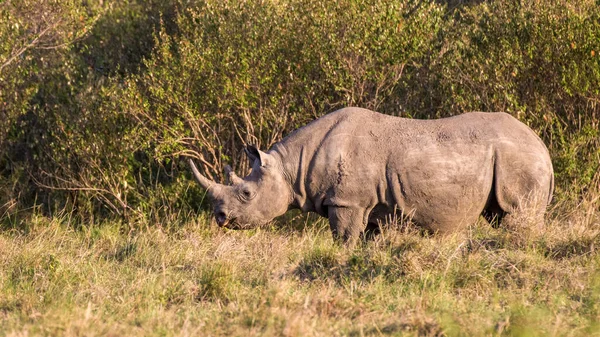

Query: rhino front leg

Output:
[327, 206, 366, 246]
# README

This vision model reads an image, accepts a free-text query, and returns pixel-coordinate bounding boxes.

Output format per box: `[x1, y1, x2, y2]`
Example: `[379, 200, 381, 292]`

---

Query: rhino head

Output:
[188, 145, 292, 229]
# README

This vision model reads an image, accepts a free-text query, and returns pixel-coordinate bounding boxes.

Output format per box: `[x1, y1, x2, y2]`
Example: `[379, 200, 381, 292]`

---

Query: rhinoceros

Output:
[189, 107, 554, 244]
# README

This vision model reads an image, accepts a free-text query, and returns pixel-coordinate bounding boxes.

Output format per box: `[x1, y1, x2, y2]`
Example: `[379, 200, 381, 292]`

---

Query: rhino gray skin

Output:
[189, 107, 554, 244]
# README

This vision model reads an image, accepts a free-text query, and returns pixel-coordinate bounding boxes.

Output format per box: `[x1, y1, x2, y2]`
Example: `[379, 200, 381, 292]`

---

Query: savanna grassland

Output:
[1, 0, 599, 336]
[2, 206, 600, 336]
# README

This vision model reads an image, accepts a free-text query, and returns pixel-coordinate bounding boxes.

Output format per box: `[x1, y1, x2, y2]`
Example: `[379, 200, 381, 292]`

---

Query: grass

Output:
[1, 203, 599, 336]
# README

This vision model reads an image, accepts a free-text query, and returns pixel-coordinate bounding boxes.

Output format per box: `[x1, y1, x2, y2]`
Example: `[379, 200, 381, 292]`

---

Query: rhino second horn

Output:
[188, 159, 221, 194]
[224, 165, 243, 185]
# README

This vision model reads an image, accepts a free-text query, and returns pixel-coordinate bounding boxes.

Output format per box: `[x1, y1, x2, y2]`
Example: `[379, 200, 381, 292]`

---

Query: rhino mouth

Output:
[220, 220, 254, 230]
[215, 215, 251, 230]
[216, 217, 261, 230]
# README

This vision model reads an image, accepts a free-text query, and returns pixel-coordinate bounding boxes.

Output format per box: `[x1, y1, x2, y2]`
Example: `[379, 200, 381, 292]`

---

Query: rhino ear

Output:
[245, 145, 271, 167]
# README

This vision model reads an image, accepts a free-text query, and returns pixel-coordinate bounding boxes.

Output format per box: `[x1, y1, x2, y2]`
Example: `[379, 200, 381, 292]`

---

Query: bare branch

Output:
[0, 22, 56, 72]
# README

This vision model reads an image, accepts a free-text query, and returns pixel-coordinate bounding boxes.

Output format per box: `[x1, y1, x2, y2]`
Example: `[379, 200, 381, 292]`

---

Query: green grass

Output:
[1, 205, 600, 336]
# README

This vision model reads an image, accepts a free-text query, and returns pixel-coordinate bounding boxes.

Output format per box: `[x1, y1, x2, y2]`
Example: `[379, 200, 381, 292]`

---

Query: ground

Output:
[1, 203, 599, 336]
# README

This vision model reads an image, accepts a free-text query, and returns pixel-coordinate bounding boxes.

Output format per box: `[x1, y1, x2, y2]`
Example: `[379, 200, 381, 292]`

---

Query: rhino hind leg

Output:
[496, 194, 547, 231]
[491, 152, 550, 230]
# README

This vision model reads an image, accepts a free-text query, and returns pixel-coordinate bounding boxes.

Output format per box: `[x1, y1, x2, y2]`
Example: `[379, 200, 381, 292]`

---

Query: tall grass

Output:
[1, 206, 598, 336]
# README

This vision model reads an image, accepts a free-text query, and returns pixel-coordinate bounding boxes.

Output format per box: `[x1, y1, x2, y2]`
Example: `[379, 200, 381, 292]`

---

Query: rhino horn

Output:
[188, 158, 222, 194]
[224, 165, 243, 185]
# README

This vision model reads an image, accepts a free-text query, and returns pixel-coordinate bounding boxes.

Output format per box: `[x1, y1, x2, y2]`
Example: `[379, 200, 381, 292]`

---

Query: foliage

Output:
[0, 0, 599, 220]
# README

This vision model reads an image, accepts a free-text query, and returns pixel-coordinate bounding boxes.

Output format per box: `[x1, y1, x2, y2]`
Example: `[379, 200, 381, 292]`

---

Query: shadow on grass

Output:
[543, 234, 600, 260]
[293, 237, 419, 284]
[348, 319, 444, 337]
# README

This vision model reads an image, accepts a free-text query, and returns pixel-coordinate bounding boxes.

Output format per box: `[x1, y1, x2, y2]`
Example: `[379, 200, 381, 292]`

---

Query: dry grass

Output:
[1, 204, 599, 336]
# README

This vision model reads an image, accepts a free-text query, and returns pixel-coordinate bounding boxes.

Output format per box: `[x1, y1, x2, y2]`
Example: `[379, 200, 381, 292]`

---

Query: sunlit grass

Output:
[1, 205, 599, 336]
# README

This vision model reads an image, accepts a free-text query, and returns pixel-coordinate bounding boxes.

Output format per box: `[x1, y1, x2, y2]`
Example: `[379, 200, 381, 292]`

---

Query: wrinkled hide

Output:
[190, 108, 554, 244]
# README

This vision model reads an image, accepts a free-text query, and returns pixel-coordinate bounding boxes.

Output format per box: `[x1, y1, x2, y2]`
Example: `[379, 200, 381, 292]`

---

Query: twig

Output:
[0, 23, 56, 72]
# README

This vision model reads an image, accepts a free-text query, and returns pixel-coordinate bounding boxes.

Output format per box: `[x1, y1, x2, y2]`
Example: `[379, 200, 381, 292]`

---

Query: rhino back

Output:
[272, 108, 553, 231]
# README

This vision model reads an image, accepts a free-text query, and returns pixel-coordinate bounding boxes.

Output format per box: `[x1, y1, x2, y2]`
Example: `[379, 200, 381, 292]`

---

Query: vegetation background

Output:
[0, 0, 599, 335]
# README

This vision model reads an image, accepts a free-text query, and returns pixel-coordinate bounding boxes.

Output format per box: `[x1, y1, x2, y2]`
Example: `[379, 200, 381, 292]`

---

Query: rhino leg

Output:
[327, 207, 366, 246]
[498, 198, 547, 232]
[494, 185, 548, 231]
[493, 148, 552, 230]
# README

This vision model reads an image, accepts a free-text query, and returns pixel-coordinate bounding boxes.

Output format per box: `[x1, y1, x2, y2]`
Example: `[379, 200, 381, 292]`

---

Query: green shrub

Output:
[1, 0, 598, 222]
[429, 1, 600, 201]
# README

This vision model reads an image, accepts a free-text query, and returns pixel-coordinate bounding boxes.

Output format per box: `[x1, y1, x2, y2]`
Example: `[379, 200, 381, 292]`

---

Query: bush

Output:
[431, 1, 600, 200]
[0, 0, 598, 223]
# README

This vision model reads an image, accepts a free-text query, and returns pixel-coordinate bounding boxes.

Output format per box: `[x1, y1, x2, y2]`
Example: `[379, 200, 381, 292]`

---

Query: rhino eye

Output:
[241, 188, 255, 200]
